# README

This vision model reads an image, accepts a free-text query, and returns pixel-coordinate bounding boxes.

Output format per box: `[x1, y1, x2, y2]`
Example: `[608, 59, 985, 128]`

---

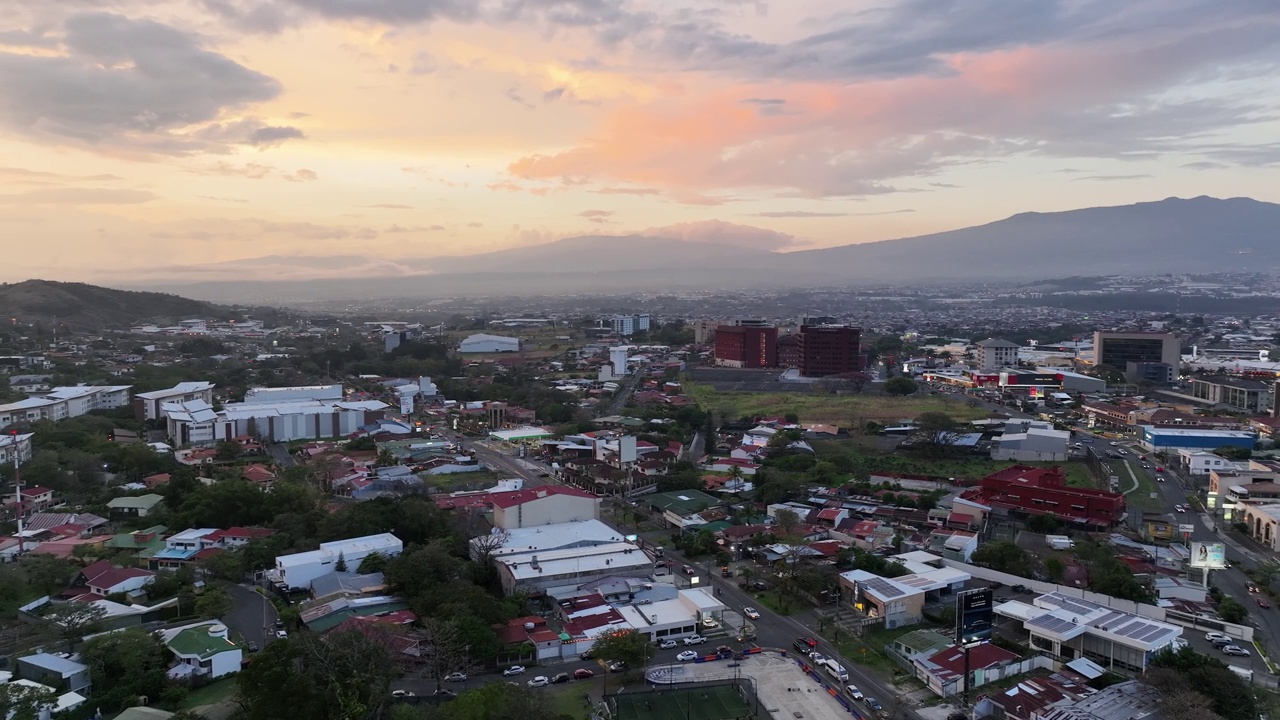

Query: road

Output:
[224, 583, 279, 650]
[598, 365, 646, 418]
[267, 442, 295, 467]
[470, 442, 551, 488]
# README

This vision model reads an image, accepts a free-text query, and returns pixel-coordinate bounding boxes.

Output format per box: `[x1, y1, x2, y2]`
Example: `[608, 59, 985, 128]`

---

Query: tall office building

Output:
[1093, 331, 1180, 369]
[714, 326, 778, 368]
[799, 325, 862, 377]
[610, 314, 652, 336]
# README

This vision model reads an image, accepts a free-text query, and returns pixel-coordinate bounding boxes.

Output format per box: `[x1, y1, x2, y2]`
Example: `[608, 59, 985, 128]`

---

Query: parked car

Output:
[677, 650, 699, 662]
[658, 639, 678, 649]
[1011, 584, 1030, 594]
[1223, 645, 1251, 657]
[809, 653, 827, 666]
[1205, 632, 1231, 642]
[551, 673, 570, 684]
[391, 690, 415, 698]
[743, 607, 761, 620]
[683, 635, 706, 645]
[246, 641, 259, 653]
[580, 651, 596, 660]
[701, 618, 720, 629]
[715, 645, 733, 656]
[573, 669, 595, 680]
[721, 566, 733, 577]
[503, 666, 526, 676]
[1210, 637, 1233, 649]
[527, 676, 550, 688]
[432, 689, 457, 699]
[444, 672, 467, 682]
[606, 661, 626, 673]
[274, 630, 288, 640]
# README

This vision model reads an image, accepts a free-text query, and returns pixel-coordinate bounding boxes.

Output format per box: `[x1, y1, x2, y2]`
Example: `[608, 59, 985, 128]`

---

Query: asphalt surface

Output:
[224, 582, 280, 650]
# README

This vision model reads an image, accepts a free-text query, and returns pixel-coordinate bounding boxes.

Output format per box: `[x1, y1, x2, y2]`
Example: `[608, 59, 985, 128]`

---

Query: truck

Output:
[1045, 535, 1074, 550]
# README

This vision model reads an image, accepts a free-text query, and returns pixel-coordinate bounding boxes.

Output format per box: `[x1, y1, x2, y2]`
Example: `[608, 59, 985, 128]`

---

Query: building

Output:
[1188, 376, 1273, 413]
[0, 431, 34, 466]
[776, 334, 802, 368]
[913, 642, 1024, 698]
[1138, 425, 1256, 453]
[242, 383, 344, 404]
[838, 569, 925, 629]
[490, 486, 601, 530]
[713, 325, 777, 368]
[975, 338, 1020, 372]
[1039, 680, 1159, 720]
[1124, 361, 1175, 386]
[1177, 449, 1236, 475]
[482, 519, 650, 596]
[0, 384, 131, 426]
[690, 319, 723, 344]
[458, 334, 520, 353]
[71, 559, 156, 596]
[991, 421, 1071, 462]
[962, 466, 1126, 527]
[799, 325, 861, 377]
[272, 533, 403, 591]
[995, 592, 1181, 676]
[1239, 503, 1280, 551]
[162, 622, 243, 680]
[610, 314, 651, 336]
[134, 382, 216, 421]
[106, 494, 165, 518]
[164, 397, 388, 445]
[17, 652, 92, 694]
[1092, 331, 1179, 369]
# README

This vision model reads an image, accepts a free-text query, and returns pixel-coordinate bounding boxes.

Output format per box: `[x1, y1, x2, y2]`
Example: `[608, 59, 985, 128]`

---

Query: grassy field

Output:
[686, 384, 991, 425]
[1122, 460, 1164, 511]
[811, 439, 1098, 488]
[179, 677, 238, 709]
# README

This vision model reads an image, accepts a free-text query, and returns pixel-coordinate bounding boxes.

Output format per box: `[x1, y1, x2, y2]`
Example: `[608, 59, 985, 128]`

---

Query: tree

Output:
[1043, 554, 1067, 583]
[884, 376, 918, 396]
[0, 682, 56, 720]
[1218, 595, 1247, 624]
[335, 551, 348, 573]
[79, 628, 171, 714]
[1149, 646, 1256, 720]
[43, 601, 108, 645]
[435, 682, 567, 720]
[195, 585, 235, 619]
[418, 617, 475, 692]
[589, 629, 653, 669]
[773, 508, 801, 539]
[971, 541, 1033, 577]
[905, 411, 967, 457]
[1214, 445, 1251, 461]
[216, 440, 243, 461]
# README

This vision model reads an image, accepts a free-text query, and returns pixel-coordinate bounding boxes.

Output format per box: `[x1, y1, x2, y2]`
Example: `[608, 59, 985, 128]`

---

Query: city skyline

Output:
[2, 0, 1278, 283]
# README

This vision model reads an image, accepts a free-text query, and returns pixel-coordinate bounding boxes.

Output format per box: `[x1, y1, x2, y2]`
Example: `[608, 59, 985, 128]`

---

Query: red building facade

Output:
[799, 325, 862, 377]
[714, 326, 778, 368]
[966, 466, 1125, 527]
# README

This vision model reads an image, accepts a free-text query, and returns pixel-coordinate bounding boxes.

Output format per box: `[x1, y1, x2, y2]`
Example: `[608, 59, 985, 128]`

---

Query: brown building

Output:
[714, 326, 777, 368]
[776, 334, 802, 368]
[799, 325, 861, 377]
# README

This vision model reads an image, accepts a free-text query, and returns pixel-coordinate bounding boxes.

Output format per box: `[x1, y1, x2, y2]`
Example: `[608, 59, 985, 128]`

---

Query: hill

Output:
[0, 280, 222, 330]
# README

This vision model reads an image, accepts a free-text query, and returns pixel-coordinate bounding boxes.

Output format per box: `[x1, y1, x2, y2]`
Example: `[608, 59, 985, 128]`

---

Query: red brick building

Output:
[714, 325, 777, 368]
[776, 334, 802, 368]
[963, 465, 1125, 527]
[799, 325, 861, 377]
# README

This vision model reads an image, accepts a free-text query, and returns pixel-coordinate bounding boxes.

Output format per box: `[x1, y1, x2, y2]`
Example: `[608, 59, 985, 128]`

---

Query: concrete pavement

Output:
[224, 583, 279, 650]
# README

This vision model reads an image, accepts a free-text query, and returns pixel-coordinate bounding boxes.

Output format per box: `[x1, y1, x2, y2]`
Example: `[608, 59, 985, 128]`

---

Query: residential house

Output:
[106, 494, 165, 518]
[3, 485, 54, 519]
[241, 463, 277, 485]
[105, 526, 168, 558]
[913, 643, 1026, 697]
[151, 528, 222, 570]
[163, 622, 243, 680]
[17, 652, 92, 694]
[68, 559, 155, 598]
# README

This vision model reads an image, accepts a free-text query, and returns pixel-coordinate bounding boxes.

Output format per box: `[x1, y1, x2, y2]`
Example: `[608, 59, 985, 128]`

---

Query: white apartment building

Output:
[0, 385, 131, 426]
[0, 432, 34, 466]
[974, 338, 1020, 372]
[135, 381, 216, 421]
[610, 314, 652, 337]
[162, 397, 387, 445]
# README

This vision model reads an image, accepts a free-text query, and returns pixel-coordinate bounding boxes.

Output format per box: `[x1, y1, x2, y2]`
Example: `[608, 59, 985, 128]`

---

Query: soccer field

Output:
[612, 685, 752, 720]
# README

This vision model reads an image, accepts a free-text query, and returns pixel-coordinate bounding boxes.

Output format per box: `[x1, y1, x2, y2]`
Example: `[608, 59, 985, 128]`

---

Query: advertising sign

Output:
[399, 394, 413, 416]
[1178, 524, 1194, 534]
[1189, 541, 1227, 569]
[1004, 372, 1061, 386]
[956, 588, 994, 645]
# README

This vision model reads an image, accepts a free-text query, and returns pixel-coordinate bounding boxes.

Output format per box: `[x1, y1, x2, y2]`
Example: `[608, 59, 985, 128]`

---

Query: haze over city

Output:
[2, 0, 1279, 284]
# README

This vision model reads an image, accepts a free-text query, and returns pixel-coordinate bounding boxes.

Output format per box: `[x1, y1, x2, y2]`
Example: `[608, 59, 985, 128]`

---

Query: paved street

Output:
[224, 582, 279, 650]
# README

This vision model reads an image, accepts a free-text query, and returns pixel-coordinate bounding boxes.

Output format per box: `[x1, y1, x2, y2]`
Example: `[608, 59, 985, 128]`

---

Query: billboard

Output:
[399, 394, 414, 416]
[1002, 372, 1061, 386]
[1190, 541, 1227, 569]
[956, 588, 994, 645]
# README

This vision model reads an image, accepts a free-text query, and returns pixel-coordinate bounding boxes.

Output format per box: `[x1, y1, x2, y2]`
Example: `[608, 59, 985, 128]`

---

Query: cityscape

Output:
[3, 2, 1280, 720]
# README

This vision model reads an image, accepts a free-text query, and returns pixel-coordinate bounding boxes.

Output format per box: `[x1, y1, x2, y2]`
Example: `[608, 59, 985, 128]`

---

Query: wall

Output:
[494, 495, 600, 530]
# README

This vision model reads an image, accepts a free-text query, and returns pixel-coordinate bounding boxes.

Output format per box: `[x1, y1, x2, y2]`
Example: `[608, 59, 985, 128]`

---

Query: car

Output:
[715, 645, 733, 656]
[391, 690, 416, 698]
[432, 689, 457, 699]
[443, 672, 467, 682]
[580, 650, 596, 660]
[551, 673, 570, 684]
[742, 607, 761, 620]
[988, 581, 1003, 589]
[677, 650, 699, 662]
[1210, 637, 1233, 649]
[503, 666, 526, 676]
[274, 619, 285, 629]
[658, 639, 678, 649]
[274, 630, 288, 639]
[793, 637, 818, 654]
[1138, 455, 1147, 461]
[1205, 631, 1231, 642]
[1155, 466, 1164, 472]
[1156, 475, 1164, 482]
[606, 661, 626, 673]
[683, 635, 706, 645]
[845, 684, 864, 700]
[682, 565, 696, 576]
[1258, 598, 1272, 609]
[1173, 504, 1185, 513]
[527, 676, 549, 688]
[701, 618, 720, 629]
[809, 652, 827, 666]
[1223, 645, 1251, 657]
[246, 641, 259, 653]
[573, 669, 595, 680]
[1248, 583, 1259, 593]
[1109, 442, 1119, 446]
[865, 698, 883, 712]
[1141, 462, 1151, 469]
[1011, 584, 1030, 594]
[721, 566, 733, 577]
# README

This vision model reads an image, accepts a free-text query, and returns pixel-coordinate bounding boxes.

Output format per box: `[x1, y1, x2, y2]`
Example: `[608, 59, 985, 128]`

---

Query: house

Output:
[205, 526, 274, 548]
[105, 525, 168, 557]
[4, 485, 54, 518]
[913, 642, 1025, 697]
[991, 421, 1070, 462]
[106, 493, 165, 518]
[142, 473, 172, 489]
[17, 652, 92, 694]
[163, 622, 243, 680]
[69, 559, 156, 597]
[271, 533, 404, 591]
[490, 486, 601, 530]
[838, 569, 925, 629]
[241, 463, 277, 485]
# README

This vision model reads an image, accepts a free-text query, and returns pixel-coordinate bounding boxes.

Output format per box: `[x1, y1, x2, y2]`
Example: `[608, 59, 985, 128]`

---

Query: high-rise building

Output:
[610, 314, 652, 336]
[714, 326, 778, 368]
[1093, 331, 1180, 369]
[776, 334, 802, 368]
[799, 325, 861, 377]
[974, 338, 1020, 372]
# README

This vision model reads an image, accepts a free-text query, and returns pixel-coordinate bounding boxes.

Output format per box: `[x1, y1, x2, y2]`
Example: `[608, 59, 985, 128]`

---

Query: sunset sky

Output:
[2, 0, 1278, 283]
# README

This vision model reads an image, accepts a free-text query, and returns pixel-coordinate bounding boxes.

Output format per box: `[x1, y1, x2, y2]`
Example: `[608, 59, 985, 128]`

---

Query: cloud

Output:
[284, 168, 319, 182]
[467, 221, 484, 227]
[361, 203, 414, 209]
[591, 187, 662, 196]
[1180, 161, 1228, 170]
[852, 208, 916, 216]
[384, 224, 428, 233]
[0, 188, 158, 205]
[246, 125, 306, 147]
[643, 219, 794, 251]
[1071, 174, 1153, 182]
[284, 0, 480, 24]
[750, 210, 846, 218]
[194, 162, 277, 179]
[578, 209, 614, 223]
[429, 224, 446, 231]
[929, 182, 961, 188]
[543, 87, 566, 103]
[0, 167, 123, 185]
[0, 13, 287, 155]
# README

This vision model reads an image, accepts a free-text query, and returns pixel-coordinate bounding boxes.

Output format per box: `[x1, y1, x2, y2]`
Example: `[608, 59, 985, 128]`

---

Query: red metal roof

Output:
[488, 485, 598, 509]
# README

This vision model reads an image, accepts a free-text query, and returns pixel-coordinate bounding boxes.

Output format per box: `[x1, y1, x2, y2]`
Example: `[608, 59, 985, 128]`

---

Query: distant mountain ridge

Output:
[121, 195, 1279, 302]
[0, 280, 222, 330]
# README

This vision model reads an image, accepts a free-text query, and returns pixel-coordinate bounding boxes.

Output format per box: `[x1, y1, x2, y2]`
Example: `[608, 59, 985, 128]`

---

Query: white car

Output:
[845, 685, 864, 700]
[443, 672, 467, 682]
[274, 630, 288, 639]
[676, 650, 699, 662]
[1205, 632, 1230, 643]
[391, 690, 415, 698]
[743, 607, 761, 620]
[683, 635, 706, 646]
[809, 652, 827, 666]
[658, 639, 678, 649]
[1222, 645, 1251, 657]
[527, 676, 550, 688]
[503, 666, 526, 676]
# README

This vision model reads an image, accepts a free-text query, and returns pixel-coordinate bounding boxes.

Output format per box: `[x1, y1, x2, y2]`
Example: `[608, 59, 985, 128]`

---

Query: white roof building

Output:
[272, 533, 403, 591]
[242, 384, 344, 404]
[136, 382, 216, 421]
[0, 385, 131, 425]
[458, 334, 520, 353]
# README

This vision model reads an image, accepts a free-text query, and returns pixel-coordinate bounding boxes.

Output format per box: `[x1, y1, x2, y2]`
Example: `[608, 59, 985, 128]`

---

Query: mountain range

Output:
[0, 280, 223, 330]
[124, 196, 1277, 302]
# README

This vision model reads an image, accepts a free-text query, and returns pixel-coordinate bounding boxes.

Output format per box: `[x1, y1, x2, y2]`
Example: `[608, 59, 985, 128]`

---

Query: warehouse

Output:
[458, 333, 520, 353]
[1138, 425, 1256, 453]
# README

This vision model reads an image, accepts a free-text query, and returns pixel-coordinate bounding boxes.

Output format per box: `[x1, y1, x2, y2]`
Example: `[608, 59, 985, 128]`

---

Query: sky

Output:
[1, 0, 1279, 283]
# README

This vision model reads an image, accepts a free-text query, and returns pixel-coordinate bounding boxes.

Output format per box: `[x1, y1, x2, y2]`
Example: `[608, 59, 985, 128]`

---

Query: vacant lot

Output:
[812, 440, 1099, 488]
[686, 384, 991, 425]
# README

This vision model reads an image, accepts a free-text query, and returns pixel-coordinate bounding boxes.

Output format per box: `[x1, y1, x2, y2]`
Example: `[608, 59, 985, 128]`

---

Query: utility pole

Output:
[12, 430, 25, 555]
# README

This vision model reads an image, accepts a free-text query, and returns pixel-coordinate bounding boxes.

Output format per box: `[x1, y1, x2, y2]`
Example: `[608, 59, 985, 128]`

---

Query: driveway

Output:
[224, 583, 279, 650]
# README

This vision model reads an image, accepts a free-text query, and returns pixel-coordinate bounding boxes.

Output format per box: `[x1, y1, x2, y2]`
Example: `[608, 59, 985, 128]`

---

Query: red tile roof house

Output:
[65, 559, 155, 598]
[143, 473, 172, 489]
[204, 527, 274, 548]
[913, 642, 1023, 697]
[241, 463, 277, 485]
